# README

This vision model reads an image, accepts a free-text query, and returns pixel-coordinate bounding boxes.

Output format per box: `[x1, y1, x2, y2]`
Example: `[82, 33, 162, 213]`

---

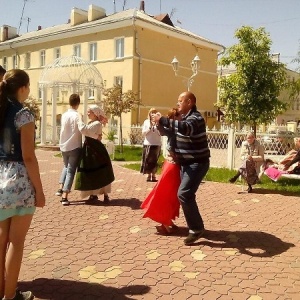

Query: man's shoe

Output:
[184, 229, 205, 245]
[55, 189, 63, 196]
[61, 198, 70, 206]
[13, 290, 34, 300]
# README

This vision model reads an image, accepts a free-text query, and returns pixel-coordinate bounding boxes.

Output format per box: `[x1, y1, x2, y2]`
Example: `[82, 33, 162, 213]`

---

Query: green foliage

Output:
[218, 26, 288, 134]
[106, 130, 117, 142]
[288, 42, 300, 100]
[23, 96, 40, 121]
[102, 84, 140, 152]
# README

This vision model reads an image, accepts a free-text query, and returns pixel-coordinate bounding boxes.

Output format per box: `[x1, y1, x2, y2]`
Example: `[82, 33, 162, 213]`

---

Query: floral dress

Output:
[0, 108, 36, 221]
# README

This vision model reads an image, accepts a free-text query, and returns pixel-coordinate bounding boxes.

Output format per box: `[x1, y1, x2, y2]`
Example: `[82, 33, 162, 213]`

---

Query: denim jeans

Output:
[59, 147, 81, 192]
[178, 161, 210, 232]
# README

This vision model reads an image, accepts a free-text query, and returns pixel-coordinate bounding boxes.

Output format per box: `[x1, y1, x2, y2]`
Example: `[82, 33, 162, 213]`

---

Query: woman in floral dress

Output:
[0, 69, 45, 300]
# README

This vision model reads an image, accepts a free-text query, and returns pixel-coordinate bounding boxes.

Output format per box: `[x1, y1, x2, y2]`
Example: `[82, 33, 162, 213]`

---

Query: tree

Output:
[24, 96, 40, 121]
[218, 26, 288, 136]
[102, 84, 140, 153]
[289, 42, 300, 100]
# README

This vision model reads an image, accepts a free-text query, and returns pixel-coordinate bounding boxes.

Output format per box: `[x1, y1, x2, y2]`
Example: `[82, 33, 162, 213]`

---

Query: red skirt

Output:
[141, 161, 180, 226]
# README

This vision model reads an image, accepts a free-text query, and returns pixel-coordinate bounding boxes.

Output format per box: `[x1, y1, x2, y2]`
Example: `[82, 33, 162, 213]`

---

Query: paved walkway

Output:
[18, 149, 299, 300]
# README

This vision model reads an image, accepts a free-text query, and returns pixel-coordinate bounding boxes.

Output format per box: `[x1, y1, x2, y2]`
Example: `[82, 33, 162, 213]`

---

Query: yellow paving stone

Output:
[28, 249, 45, 259]
[227, 234, 239, 242]
[99, 214, 109, 220]
[116, 189, 124, 192]
[191, 250, 206, 261]
[184, 272, 199, 279]
[40, 172, 46, 175]
[89, 274, 107, 284]
[105, 266, 123, 278]
[224, 249, 237, 256]
[228, 211, 238, 216]
[78, 266, 97, 279]
[146, 250, 161, 260]
[49, 170, 58, 173]
[169, 260, 185, 272]
[135, 187, 142, 191]
[251, 198, 260, 203]
[264, 194, 272, 198]
[147, 187, 152, 191]
[233, 199, 241, 204]
[129, 226, 142, 233]
[248, 296, 262, 300]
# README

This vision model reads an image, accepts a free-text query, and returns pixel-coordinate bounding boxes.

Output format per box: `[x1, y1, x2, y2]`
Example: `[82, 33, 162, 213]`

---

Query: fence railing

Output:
[37, 124, 299, 170]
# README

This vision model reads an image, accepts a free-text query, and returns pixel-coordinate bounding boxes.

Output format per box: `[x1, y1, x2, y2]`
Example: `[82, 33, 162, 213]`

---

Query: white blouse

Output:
[78, 120, 102, 140]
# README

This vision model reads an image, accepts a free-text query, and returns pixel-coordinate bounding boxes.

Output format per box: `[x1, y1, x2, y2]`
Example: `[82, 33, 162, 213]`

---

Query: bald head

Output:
[177, 91, 197, 114]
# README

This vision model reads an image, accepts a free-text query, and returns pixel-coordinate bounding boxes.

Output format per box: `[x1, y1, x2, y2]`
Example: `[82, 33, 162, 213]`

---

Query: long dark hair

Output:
[0, 69, 29, 129]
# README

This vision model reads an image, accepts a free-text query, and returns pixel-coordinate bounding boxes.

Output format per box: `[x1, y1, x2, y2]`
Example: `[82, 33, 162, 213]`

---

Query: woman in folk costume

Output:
[141, 108, 181, 234]
[75, 105, 114, 204]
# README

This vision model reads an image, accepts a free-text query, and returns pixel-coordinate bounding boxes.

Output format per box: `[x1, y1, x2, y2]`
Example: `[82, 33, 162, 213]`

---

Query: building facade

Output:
[0, 3, 224, 143]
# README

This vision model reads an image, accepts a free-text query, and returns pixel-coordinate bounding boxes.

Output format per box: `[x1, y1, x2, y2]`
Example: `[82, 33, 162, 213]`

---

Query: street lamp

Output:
[171, 55, 201, 91]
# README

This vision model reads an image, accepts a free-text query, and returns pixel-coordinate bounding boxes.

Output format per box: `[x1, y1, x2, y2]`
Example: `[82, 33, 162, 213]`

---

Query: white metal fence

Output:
[37, 124, 299, 170]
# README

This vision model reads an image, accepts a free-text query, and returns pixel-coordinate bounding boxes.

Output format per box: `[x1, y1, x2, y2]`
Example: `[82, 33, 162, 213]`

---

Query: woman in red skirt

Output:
[141, 108, 181, 234]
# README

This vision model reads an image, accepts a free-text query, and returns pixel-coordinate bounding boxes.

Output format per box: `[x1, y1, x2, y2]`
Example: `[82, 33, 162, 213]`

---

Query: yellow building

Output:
[0, 4, 224, 143]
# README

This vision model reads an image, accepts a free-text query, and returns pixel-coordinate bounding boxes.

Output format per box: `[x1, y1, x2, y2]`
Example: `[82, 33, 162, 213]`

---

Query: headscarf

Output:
[88, 105, 108, 124]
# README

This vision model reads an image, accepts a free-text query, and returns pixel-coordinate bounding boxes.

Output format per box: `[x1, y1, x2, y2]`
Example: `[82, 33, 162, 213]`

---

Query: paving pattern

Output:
[18, 149, 300, 300]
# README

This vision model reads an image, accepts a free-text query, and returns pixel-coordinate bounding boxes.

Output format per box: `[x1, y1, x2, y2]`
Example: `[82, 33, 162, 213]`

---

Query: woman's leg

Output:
[4, 214, 33, 299]
[0, 219, 10, 298]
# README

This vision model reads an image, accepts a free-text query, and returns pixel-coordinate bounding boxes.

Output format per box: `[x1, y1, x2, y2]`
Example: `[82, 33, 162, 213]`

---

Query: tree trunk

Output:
[119, 116, 123, 153]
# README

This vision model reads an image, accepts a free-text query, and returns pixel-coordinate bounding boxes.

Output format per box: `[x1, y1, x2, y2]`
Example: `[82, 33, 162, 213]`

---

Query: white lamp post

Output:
[171, 55, 201, 91]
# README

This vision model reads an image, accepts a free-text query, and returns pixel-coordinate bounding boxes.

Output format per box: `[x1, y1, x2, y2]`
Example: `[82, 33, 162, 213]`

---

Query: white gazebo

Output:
[38, 55, 103, 145]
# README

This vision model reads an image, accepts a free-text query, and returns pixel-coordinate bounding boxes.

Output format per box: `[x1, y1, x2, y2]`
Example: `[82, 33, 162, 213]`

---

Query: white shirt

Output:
[59, 108, 82, 152]
[78, 120, 102, 140]
[142, 119, 161, 146]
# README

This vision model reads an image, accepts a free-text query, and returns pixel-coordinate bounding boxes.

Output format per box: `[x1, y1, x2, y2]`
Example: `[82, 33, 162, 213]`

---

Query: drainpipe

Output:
[132, 8, 142, 124]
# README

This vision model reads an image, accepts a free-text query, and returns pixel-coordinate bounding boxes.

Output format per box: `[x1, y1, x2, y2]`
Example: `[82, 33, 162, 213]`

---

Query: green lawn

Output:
[56, 145, 300, 194]
[124, 163, 299, 194]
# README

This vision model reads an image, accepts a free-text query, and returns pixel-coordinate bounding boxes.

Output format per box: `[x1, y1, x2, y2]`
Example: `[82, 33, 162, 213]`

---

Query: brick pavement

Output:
[17, 149, 300, 300]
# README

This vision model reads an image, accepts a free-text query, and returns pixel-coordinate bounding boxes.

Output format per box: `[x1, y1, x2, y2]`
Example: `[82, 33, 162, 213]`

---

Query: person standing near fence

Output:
[0, 69, 45, 300]
[140, 108, 162, 182]
[55, 94, 82, 206]
[154, 91, 210, 245]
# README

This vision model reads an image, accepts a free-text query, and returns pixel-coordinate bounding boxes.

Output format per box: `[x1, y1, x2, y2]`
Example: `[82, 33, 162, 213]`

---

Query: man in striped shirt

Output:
[155, 91, 210, 245]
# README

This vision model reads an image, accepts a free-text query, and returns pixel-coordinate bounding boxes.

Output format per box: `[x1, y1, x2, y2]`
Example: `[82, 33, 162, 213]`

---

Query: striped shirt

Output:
[159, 106, 210, 165]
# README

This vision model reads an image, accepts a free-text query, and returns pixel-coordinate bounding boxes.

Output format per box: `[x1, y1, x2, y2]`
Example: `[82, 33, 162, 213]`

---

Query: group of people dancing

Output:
[55, 94, 114, 206]
[141, 91, 210, 246]
[229, 132, 300, 191]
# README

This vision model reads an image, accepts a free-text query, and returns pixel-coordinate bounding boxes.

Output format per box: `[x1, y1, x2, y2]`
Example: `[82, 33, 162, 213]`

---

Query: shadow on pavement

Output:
[194, 229, 295, 257]
[69, 198, 142, 210]
[19, 279, 151, 300]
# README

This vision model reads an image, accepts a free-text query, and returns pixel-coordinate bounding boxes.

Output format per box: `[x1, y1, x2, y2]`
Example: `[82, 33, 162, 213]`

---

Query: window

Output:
[24, 52, 31, 69]
[89, 43, 97, 61]
[12, 55, 18, 69]
[40, 50, 46, 66]
[54, 48, 61, 59]
[2, 57, 7, 70]
[88, 80, 95, 99]
[38, 87, 42, 100]
[73, 44, 81, 57]
[115, 38, 124, 58]
[114, 76, 123, 87]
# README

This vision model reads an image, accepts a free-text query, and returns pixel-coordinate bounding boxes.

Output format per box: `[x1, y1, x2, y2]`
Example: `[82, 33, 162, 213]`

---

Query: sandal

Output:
[155, 225, 172, 235]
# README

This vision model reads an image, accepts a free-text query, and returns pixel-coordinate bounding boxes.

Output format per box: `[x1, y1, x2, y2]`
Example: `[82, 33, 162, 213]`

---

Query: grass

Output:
[122, 161, 300, 195]
[56, 145, 300, 194]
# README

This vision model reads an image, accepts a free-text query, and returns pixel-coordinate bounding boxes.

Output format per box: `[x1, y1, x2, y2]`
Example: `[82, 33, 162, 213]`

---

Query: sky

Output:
[0, 0, 299, 70]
